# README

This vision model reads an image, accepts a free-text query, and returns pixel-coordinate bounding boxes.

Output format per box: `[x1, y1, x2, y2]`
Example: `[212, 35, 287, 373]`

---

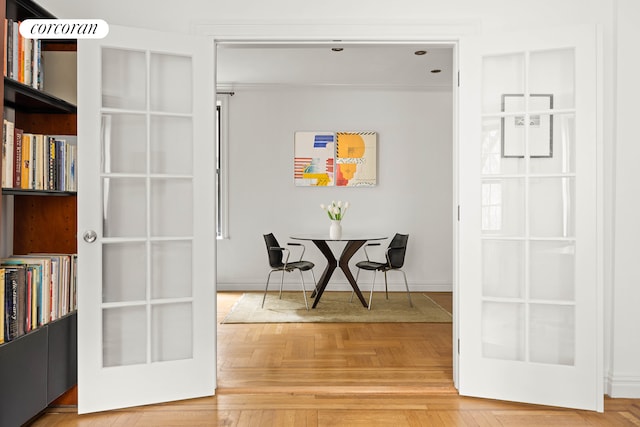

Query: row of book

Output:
[1, 254, 77, 344]
[2, 119, 77, 191]
[4, 18, 43, 89]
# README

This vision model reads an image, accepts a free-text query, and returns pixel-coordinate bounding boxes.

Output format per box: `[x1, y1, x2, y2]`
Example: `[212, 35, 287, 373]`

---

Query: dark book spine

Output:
[6, 19, 13, 79]
[4, 268, 19, 341]
[15, 266, 26, 337]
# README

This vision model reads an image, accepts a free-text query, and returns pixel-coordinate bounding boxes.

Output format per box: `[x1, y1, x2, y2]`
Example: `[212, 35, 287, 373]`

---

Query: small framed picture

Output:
[501, 94, 553, 158]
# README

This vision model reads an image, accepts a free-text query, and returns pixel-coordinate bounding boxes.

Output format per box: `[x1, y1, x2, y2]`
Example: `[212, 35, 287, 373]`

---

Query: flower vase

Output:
[329, 220, 342, 240]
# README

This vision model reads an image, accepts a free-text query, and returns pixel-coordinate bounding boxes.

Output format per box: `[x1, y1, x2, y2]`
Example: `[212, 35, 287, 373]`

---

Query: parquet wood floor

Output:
[30, 291, 640, 426]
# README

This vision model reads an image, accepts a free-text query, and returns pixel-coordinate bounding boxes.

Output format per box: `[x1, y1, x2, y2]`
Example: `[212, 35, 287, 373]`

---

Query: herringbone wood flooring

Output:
[31, 292, 640, 426]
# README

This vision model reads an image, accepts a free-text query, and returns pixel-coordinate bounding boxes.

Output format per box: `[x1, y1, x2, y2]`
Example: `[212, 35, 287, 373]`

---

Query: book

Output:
[6, 19, 14, 79]
[3, 259, 41, 331]
[35, 133, 45, 190]
[13, 264, 26, 337]
[7, 256, 52, 326]
[11, 20, 18, 82]
[2, 119, 14, 188]
[0, 18, 9, 77]
[13, 127, 23, 188]
[0, 267, 4, 344]
[4, 266, 20, 341]
[48, 136, 56, 190]
[30, 133, 37, 189]
[21, 132, 31, 189]
[2, 120, 6, 187]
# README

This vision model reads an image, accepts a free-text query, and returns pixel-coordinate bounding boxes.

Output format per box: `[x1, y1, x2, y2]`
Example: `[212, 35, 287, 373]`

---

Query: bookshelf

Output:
[0, 0, 77, 425]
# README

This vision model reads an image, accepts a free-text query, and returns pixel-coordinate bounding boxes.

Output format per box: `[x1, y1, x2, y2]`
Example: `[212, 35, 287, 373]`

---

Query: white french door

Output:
[77, 26, 216, 413]
[458, 26, 602, 410]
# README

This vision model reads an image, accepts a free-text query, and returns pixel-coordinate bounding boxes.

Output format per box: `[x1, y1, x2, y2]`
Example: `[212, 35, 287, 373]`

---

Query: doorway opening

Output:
[214, 40, 458, 393]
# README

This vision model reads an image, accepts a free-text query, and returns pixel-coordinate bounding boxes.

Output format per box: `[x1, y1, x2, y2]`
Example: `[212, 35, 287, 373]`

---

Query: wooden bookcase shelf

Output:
[4, 77, 77, 113]
[0, 0, 78, 425]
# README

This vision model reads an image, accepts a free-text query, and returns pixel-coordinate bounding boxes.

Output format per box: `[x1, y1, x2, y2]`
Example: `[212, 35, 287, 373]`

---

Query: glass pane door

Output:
[480, 48, 576, 366]
[101, 46, 195, 367]
[458, 26, 602, 411]
[78, 25, 216, 414]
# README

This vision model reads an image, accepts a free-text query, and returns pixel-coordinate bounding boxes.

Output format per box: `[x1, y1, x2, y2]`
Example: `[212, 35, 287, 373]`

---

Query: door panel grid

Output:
[480, 49, 577, 366]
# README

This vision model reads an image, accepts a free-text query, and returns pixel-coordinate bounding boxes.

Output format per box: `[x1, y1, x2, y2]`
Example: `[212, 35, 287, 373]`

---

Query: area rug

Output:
[221, 291, 452, 323]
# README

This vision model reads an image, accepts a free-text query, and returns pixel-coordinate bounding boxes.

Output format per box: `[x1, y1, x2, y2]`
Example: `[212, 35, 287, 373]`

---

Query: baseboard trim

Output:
[217, 282, 453, 292]
[606, 374, 640, 398]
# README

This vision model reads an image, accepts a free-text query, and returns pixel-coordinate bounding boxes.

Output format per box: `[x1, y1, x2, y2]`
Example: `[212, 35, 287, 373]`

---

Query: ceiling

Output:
[216, 43, 454, 90]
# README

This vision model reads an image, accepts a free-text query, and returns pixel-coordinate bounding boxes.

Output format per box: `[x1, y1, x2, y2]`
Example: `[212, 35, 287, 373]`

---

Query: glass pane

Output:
[150, 115, 193, 175]
[529, 177, 575, 238]
[151, 241, 192, 299]
[529, 48, 575, 110]
[530, 113, 575, 174]
[103, 178, 147, 238]
[482, 117, 525, 175]
[101, 114, 147, 174]
[152, 303, 193, 362]
[102, 48, 146, 110]
[150, 179, 193, 237]
[103, 243, 147, 303]
[530, 241, 575, 301]
[482, 53, 525, 114]
[501, 99, 553, 158]
[481, 179, 525, 236]
[103, 306, 147, 367]
[482, 302, 525, 361]
[530, 304, 575, 365]
[150, 53, 192, 114]
[482, 240, 524, 298]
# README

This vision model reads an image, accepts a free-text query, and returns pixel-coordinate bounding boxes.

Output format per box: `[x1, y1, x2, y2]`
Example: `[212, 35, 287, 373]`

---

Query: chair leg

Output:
[279, 270, 285, 299]
[350, 268, 361, 303]
[368, 271, 376, 310]
[383, 271, 389, 300]
[262, 270, 275, 308]
[310, 269, 319, 294]
[298, 270, 309, 311]
[400, 269, 413, 307]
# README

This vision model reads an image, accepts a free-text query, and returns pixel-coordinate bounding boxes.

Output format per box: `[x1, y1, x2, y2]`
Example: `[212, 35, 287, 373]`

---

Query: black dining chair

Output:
[262, 233, 316, 310]
[351, 233, 413, 310]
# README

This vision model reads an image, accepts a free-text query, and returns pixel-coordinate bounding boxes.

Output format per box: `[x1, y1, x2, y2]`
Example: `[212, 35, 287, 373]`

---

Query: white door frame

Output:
[199, 20, 469, 388]
[199, 21, 603, 400]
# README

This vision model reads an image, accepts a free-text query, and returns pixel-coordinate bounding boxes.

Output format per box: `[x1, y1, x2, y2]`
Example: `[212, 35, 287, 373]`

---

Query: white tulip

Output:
[337, 201, 343, 208]
[344, 201, 350, 209]
[320, 204, 326, 210]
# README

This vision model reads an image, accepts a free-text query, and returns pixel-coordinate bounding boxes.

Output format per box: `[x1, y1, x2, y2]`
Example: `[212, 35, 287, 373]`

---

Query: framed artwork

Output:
[294, 131, 377, 187]
[501, 94, 554, 158]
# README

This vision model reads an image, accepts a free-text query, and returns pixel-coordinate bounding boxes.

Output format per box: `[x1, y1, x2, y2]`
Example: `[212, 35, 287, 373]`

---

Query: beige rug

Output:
[221, 291, 452, 323]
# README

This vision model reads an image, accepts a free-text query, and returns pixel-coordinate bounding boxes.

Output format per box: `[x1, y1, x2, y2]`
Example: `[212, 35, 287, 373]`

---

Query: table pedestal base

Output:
[310, 239, 368, 308]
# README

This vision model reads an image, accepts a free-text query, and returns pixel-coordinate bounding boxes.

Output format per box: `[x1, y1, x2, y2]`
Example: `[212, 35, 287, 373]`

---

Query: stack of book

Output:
[1, 119, 77, 191]
[1, 254, 77, 344]
[3, 18, 43, 89]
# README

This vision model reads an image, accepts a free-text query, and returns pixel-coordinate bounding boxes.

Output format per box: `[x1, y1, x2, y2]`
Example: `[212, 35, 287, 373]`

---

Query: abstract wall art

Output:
[294, 131, 377, 187]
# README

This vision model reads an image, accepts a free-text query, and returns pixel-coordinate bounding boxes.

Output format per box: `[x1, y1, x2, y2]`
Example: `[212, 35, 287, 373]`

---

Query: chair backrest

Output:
[387, 233, 409, 268]
[263, 233, 283, 268]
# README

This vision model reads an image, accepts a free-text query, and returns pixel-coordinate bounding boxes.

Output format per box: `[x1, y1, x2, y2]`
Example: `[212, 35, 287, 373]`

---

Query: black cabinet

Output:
[0, 313, 76, 426]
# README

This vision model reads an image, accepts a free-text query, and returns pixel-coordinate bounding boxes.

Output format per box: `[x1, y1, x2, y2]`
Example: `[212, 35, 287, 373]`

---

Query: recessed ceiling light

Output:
[431, 69, 442, 73]
[414, 50, 427, 55]
[331, 47, 344, 52]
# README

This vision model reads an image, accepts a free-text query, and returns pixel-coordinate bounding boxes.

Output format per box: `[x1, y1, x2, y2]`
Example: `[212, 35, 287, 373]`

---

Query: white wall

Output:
[608, 0, 640, 398]
[216, 87, 453, 290]
[39, 0, 640, 398]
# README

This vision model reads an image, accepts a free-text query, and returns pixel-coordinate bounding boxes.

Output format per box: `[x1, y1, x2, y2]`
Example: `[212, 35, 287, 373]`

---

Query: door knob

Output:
[83, 230, 98, 243]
